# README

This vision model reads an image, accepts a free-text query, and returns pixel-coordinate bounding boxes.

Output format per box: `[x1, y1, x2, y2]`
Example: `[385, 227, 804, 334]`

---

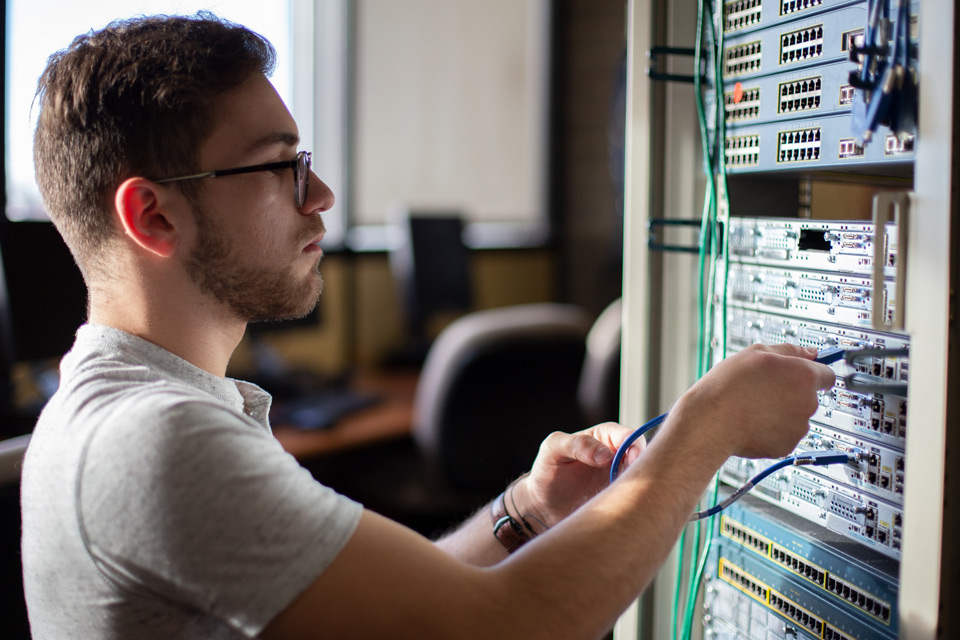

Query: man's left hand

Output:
[511, 423, 646, 532]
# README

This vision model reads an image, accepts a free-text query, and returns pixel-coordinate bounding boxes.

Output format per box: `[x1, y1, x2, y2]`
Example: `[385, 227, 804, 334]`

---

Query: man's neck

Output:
[88, 282, 245, 377]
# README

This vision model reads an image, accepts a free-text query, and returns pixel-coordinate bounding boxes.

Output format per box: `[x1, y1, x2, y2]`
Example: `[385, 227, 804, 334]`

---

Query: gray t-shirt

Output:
[21, 325, 363, 639]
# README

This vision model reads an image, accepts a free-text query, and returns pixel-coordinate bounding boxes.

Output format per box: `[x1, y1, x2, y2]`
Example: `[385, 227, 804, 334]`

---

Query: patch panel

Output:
[719, 460, 904, 559]
[778, 125, 822, 161]
[720, 3, 869, 80]
[781, 0, 824, 17]
[722, 115, 914, 173]
[724, 0, 763, 33]
[703, 577, 822, 640]
[725, 263, 898, 329]
[724, 133, 761, 166]
[706, 59, 897, 128]
[713, 552, 896, 639]
[778, 74, 822, 113]
[780, 23, 824, 65]
[724, 40, 764, 77]
[724, 85, 761, 122]
[715, 0, 870, 36]
[726, 217, 897, 277]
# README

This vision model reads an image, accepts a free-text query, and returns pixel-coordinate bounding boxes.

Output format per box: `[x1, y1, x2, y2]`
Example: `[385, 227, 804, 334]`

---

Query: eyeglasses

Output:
[153, 150, 312, 208]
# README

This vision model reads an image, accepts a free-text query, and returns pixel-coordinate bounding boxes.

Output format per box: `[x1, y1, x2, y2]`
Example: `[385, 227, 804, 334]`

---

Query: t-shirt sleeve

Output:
[77, 391, 363, 637]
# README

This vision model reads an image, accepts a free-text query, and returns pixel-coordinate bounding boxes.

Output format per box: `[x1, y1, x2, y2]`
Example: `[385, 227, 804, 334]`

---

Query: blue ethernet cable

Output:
[608, 411, 667, 483]
[687, 450, 858, 521]
[608, 347, 852, 511]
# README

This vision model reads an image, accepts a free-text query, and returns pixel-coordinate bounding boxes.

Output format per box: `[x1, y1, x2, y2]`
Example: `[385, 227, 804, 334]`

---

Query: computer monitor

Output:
[0, 220, 87, 435]
[0, 220, 88, 367]
[390, 212, 472, 341]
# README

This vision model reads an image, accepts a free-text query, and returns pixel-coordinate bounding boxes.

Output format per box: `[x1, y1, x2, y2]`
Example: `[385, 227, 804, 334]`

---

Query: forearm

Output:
[484, 404, 731, 638]
[434, 501, 509, 566]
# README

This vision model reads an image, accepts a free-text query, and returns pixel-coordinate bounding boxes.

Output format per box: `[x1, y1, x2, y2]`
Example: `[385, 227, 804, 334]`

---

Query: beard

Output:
[184, 205, 325, 323]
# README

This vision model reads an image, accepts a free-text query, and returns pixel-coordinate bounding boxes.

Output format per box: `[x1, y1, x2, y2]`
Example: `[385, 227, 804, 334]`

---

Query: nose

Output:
[301, 170, 335, 215]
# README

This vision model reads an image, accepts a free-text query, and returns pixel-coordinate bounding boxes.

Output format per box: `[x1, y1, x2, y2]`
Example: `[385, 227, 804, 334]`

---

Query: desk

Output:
[272, 370, 418, 460]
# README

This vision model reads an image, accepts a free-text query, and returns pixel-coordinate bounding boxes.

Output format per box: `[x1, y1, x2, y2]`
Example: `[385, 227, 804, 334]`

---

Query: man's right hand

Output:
[669, 343, 836, 461]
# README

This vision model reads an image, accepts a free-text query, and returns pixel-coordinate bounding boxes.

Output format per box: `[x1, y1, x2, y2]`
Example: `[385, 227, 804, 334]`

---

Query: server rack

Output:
[616, 0, 956, 638]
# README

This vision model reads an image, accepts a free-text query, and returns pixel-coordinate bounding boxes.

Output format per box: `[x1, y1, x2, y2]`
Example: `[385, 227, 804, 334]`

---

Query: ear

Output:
[114, 178, 181, 258]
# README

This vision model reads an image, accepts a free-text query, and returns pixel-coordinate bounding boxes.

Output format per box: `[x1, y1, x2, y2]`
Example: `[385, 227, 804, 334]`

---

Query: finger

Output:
[545, 432, 618, 467]
[757, 342, 819, 360]
[811, 362, 837, 390]
[622, 434, 646, 465]
[577, 422, 639, 451]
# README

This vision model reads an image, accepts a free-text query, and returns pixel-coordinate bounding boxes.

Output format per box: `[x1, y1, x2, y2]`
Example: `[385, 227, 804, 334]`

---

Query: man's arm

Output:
[434, 421, 645, 567]
[262, 344, 834, 639]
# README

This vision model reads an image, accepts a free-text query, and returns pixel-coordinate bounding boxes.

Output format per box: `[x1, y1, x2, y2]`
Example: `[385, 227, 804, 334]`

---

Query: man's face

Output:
[182, 73, 334, 322]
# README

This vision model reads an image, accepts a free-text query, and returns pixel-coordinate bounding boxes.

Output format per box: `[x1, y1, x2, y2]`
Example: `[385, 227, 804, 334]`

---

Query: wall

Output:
[553, 0, 629, 317]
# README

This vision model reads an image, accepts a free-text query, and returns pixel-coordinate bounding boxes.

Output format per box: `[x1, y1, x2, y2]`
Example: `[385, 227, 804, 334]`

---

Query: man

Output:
[21, 13, 835, 640]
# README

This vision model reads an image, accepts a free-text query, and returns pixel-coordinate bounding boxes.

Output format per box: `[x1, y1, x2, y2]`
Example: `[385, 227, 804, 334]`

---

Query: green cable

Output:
[673, 0, 717, 636]
[681, 4, 734, 638]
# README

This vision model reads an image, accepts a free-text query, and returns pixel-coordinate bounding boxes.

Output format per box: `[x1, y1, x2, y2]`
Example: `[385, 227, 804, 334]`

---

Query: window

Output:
[5, 1, 549, 250]
[348, 0, 551, 250]
[4, 0, 299, 219]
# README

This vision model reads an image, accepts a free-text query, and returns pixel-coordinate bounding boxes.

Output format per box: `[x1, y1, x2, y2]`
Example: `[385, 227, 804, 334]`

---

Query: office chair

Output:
[412, 303, 592, 494]
[577, 298, 622, 426]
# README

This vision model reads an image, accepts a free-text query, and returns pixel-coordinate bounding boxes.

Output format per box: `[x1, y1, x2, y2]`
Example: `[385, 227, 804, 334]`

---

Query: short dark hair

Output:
[33, 12, 276, 276]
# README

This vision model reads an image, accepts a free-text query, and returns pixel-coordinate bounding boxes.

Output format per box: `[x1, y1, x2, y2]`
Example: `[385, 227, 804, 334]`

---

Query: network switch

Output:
[796, 423, 905, 505]
[720, 459, 904, 559]
[724, 317, 909, 449]
[719, 114, 915, 173]
[704, 577, 822, 639]
[725, 263, 898, 329]
[717, 493, 899, 628]
[726, 217, 897, 277]
[710, 549, 897, 638]
[721, 3, 868, 79]
[721, 0, 861, 35]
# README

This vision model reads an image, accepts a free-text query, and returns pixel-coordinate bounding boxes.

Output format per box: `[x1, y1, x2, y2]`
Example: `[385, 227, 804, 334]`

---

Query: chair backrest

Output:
[578, 298, 622, 426]
[413, 303, 590, 493]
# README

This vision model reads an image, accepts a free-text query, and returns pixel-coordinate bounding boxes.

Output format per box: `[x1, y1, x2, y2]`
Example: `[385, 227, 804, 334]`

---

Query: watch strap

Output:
[491, 490, 532, 553]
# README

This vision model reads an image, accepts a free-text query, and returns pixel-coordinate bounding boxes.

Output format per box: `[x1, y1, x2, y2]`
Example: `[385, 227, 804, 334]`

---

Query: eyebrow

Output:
[242, 131, 300, 157]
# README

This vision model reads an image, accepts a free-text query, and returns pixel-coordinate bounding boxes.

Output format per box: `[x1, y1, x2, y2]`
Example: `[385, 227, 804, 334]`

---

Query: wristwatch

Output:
[491, 490, 532, 553]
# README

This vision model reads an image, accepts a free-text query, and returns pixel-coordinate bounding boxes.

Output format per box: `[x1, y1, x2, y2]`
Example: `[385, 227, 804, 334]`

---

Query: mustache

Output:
[298, 215, 326, 245]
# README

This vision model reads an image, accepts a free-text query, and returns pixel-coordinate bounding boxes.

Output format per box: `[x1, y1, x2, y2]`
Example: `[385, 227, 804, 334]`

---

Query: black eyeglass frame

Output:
[153, 150, 312, 208]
